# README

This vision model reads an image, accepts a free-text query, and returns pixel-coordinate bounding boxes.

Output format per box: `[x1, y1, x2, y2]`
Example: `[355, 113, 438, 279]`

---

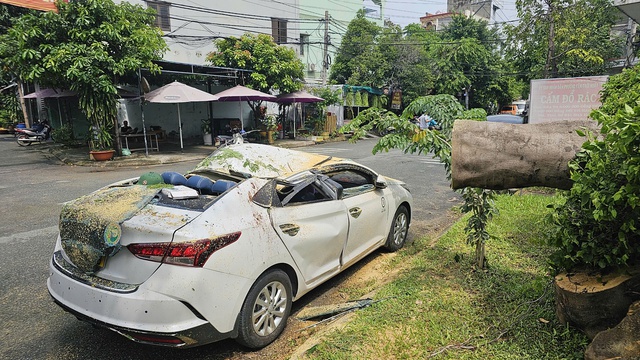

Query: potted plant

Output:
[261, 115, 278, 144]
[89, 122, 115, 161]
[201, 119, 213, 146]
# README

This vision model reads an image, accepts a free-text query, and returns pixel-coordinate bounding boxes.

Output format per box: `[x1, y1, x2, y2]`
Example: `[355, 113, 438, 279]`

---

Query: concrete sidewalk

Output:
[44, 137, 322, 167]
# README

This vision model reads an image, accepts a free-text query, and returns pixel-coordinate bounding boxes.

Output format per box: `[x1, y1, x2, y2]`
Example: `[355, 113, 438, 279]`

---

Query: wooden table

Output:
[120, 133, 159, 152]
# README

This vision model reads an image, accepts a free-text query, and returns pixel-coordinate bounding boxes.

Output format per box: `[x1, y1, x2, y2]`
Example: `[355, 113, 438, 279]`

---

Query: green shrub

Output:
[548, 68, 640, 271]
[458, 108, 487, 121]
[51, 124, 78, 146]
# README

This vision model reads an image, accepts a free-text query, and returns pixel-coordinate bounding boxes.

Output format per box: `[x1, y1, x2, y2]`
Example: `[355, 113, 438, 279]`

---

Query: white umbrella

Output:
[144, 81, 219, 150]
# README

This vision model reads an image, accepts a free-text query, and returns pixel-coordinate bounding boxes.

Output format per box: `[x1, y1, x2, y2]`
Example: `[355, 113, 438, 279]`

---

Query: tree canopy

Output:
[207, 33, 304, 95]
[505, 0, 622, 83]
[0, 0, 167, 149]
[330, 13, 522, 112]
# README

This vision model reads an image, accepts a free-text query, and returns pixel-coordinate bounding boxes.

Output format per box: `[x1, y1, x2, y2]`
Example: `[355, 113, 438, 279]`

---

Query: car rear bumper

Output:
[47, 252, 235, 347]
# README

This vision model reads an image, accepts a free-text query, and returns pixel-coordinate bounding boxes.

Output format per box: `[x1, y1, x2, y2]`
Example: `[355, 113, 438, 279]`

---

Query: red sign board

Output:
[0, 0, 65, 12]
[528, 76, 608, 124]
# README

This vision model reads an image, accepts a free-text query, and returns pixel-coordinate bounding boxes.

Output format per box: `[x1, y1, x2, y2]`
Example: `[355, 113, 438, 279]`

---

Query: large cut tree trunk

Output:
[451, 120, 600, 190]
[555, 268, 640, 339]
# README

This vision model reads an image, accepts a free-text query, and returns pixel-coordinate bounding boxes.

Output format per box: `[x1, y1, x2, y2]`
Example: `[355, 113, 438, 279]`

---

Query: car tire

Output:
[236, 268, 292, 349]
[384, 206, 409, 251]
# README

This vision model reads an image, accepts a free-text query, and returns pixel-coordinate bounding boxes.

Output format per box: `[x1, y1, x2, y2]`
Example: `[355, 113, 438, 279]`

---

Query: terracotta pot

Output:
[90, 150, 115, 161]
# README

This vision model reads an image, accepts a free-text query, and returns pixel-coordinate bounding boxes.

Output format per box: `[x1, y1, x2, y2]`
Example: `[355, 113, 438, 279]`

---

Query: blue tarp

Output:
[342, 85, 383, 95]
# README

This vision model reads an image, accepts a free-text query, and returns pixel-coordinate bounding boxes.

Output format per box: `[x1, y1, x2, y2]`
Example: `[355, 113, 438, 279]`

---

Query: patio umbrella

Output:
[23, 88, 76, 99]
[213, 85, 276, 130]
[277, 90, 324, 138]
[23, 88, 77, 127]
[144, 81, 219, 151]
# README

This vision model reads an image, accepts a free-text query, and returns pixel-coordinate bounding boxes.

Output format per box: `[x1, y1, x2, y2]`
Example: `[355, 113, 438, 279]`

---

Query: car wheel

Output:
[384, 206, 409, 251]
[236, 269, 292, 349]
[16, 135, 31, 146]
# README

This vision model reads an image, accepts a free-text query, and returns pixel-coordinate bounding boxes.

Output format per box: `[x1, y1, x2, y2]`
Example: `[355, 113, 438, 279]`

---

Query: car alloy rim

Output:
[393, 212, 408, 245]
[252, 280, 288, 337]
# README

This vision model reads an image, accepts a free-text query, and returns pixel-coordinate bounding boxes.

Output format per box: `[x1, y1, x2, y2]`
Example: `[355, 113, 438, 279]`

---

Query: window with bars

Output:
[300, 34, 309, 55]
[271, 18, 288, 45]
[146, 1, 171, 32]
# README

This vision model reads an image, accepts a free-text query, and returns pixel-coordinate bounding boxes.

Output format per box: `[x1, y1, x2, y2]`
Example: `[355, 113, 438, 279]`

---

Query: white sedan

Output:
[47, 143, 412, 348]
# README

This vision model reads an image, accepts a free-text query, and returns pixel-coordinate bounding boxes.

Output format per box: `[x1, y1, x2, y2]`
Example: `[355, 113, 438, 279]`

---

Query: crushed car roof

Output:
[192, 143, 348, 178]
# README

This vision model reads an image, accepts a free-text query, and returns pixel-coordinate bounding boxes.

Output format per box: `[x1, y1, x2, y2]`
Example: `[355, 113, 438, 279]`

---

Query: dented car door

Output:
[268, 180, 349, 286]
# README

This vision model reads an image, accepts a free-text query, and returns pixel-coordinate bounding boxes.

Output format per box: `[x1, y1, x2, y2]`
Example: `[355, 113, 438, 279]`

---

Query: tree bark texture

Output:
[451, 120, 600, 190]
[554, 268, 640, 339]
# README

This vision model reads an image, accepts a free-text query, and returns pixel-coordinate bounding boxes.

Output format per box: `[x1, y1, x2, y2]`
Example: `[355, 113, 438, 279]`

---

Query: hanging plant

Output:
[354, 91, 362, 107]
[361, 91, 369, 107]
[370, 95, 379, 109]
[345, 92, 354, 106]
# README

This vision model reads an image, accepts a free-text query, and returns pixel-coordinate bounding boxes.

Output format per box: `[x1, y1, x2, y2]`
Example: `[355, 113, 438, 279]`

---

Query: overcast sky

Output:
[381, 0, 519, 27]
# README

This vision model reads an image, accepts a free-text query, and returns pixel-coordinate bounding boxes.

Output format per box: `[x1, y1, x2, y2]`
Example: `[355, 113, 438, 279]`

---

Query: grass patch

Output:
[302, 193, 589, 359]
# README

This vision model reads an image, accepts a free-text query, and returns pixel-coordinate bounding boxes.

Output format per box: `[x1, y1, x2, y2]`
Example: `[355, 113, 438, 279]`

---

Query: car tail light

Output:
[128, 232, 241, 267]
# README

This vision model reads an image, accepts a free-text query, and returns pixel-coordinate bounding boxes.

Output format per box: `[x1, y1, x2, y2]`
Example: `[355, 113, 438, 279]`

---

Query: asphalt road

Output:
[0, 134, 460, 359]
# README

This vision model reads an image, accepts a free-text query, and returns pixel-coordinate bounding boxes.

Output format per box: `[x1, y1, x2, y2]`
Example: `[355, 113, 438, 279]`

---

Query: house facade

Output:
[119, 1, 385, 85]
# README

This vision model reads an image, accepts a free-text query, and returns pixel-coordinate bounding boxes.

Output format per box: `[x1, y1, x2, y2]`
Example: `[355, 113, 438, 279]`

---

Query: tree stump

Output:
[554, 268, 640, 339]
[584, 301, 640, 360]
[451, 120, 600, 190]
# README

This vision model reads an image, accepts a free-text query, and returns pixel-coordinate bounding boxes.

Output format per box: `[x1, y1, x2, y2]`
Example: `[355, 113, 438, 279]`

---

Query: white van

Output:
[512, 100, 527, 115]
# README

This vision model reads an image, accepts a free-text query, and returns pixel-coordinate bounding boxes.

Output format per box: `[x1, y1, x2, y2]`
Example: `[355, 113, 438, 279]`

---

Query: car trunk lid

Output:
[58, 185, 199, 284]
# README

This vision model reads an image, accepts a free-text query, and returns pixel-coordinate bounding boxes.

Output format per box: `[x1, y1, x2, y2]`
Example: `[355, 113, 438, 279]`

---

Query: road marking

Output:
[0, 226, 58, 244]
[302, 148, 351, 154]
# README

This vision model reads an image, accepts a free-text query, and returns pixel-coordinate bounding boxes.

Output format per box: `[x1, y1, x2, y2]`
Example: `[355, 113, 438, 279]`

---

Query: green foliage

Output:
[309, 87, 342, 108]
[303, 193, 588, 359]
[429, 15, 522, 110]
[345, 92, 354, 106]
[0, 90, 21, 126]
[354, 91, 362, 106]
[0, 0, 166, 150]
[51, 124, 77, 146]
[306, 87, 342, 133]
[459, 108, 487, 121]
[343, 95, 496, 269]
[549, 66, 640, 271]
[361, 91, 369, 107]
[207, 33, 304, 94]
[460, 188, 498, 268]
[401, 94, 465, 138]
[201, 119, 211, 134]
[207, 33, 304, 123]
[329, 10, 383, 86]
[597, 65, 640, 116]
[505, 0, 621, 81]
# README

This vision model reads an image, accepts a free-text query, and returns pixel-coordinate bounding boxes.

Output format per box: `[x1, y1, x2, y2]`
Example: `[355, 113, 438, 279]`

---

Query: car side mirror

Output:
[374, 175, 387, 189]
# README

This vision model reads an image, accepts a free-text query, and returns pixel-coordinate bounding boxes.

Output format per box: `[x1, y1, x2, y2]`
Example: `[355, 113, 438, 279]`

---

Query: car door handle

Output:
[279, 223, 300, 236]
[349, 207, 362, 218]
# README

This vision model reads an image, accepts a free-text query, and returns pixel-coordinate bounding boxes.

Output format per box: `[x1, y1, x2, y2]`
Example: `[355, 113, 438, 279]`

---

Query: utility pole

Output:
[625, 16, 637, 68]
[544, 0, 557, 79]
[321, 11, 329, 85]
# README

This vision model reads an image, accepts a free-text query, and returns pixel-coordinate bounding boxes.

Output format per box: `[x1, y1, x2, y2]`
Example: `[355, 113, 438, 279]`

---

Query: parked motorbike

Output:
[215, 129, 260, 146]
[16, 120, 52, 146]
